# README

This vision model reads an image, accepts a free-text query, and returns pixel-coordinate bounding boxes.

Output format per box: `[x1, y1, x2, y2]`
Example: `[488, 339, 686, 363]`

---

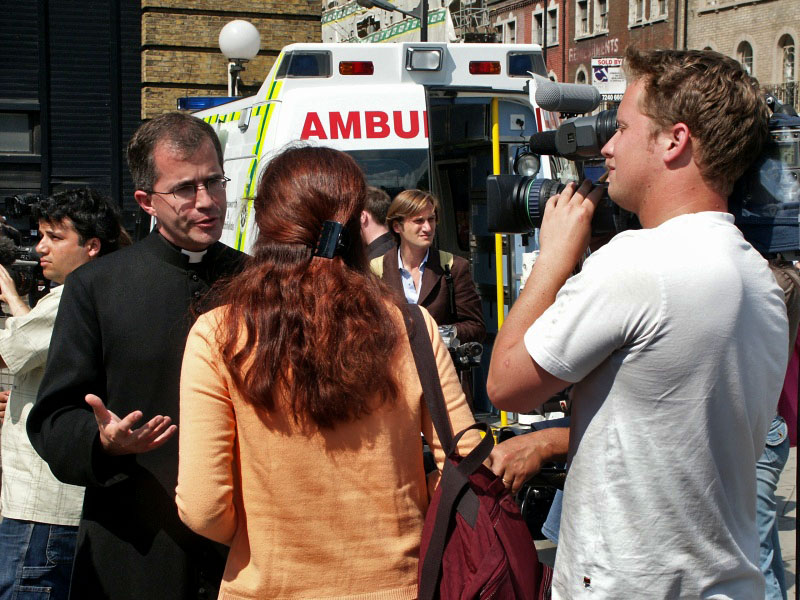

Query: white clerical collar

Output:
[181, 248, 208, 264]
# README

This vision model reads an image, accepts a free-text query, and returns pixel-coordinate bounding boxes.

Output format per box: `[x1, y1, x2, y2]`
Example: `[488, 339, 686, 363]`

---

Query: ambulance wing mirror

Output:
[238, 106, 252, 132]
[529, 74, 600, 115]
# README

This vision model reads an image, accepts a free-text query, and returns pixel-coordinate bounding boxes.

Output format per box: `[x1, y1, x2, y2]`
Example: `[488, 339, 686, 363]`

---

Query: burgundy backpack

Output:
[404, 305, 551, 600]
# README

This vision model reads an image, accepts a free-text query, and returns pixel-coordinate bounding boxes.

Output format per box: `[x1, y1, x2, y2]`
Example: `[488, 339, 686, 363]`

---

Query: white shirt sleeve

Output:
[524, 240, 663, 384]
[0, 289, 60, 376]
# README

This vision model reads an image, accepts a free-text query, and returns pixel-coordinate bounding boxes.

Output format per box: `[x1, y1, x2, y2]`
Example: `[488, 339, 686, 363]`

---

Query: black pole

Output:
[420, 0, 428, 42]
[542, 3, 547, 63]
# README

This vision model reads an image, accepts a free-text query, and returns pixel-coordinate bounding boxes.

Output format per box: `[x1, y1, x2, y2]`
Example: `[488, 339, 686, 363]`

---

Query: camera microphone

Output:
[529, 130, 558, 156]
[532, 74, 601, 114]
[0, 237, 17, 268]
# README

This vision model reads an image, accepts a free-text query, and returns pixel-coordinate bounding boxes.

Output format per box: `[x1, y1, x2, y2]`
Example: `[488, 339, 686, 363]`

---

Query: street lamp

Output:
[356, 0, 428, 42]
[218, 20, 261, 97]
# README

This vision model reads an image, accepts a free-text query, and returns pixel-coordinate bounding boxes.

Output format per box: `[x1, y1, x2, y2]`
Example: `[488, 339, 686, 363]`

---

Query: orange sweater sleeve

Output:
[176, 309, 238, 545]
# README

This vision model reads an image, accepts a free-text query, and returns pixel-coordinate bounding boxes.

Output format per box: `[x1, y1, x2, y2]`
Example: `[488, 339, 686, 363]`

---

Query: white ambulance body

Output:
[194, 42, 567, 410]
[194, 42, 559, 252]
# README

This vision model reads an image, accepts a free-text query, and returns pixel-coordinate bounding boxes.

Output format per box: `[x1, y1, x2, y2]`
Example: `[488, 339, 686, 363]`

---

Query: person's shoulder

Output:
[64, 240, 144, 287]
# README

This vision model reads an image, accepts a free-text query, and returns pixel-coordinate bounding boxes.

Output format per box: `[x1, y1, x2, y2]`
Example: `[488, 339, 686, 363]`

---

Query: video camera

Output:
[488, 76, 800, 258]
[438, 325, 483, 371]
[0, 194, 46, 305]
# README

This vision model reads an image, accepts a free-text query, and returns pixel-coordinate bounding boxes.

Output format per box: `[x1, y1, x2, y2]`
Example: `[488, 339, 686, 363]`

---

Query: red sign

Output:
[301, 110, 429, 140]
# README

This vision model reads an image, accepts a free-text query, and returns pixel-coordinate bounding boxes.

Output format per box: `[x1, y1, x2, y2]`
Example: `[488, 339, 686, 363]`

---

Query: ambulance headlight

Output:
[406, 48, 442, 72]
[513, 152, 540, 176]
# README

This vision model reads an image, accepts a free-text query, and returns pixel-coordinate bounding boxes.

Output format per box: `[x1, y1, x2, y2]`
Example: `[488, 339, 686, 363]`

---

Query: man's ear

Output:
[360, 210, 369, 229]
[85, 237, 102, 259]
[392, 219, 402, 234]
[662, 122, 691, 166]
[134, 190, 157, 218]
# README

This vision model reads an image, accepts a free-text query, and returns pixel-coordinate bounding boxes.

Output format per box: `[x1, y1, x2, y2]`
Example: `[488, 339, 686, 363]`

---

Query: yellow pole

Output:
[491, 98, 509, 428]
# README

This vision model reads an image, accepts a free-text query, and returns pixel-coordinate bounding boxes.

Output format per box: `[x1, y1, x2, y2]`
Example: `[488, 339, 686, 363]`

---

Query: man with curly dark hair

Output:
[0, 188, 128, 600]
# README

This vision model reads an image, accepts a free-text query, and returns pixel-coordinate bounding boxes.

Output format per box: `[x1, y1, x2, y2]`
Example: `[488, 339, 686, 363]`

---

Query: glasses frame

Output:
[148, 176, 231, 202]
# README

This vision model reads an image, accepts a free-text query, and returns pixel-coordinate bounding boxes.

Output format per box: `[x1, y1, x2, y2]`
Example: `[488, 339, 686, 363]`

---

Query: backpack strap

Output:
[437, 250, 457, 320]
[403, 304, 454, 453]
[418, 423, 495, 600]
[369, 255, 384, 278]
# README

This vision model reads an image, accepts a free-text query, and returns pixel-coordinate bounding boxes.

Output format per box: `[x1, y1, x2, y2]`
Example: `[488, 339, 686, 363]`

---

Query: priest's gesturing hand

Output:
[85, 393, 177, 455]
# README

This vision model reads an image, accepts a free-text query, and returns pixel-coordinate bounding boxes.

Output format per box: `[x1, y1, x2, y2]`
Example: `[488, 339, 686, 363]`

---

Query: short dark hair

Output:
[364, 186, 392, 225]
[34, 188, 130, 257]
[624, 47, 769, 195]
[126, 112, 224, 192]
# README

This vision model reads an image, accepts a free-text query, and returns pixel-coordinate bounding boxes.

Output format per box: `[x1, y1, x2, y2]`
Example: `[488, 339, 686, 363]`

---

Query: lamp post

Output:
[218, 20, 261, 97]
[356, 0, 428, 42]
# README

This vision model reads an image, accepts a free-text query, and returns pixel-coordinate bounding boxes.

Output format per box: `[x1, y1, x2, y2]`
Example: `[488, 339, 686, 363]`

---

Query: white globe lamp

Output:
[219, 20, 261, 96]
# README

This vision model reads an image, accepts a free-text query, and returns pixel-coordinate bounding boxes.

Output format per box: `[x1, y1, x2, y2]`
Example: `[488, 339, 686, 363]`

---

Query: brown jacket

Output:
[373, 248, 486, 344]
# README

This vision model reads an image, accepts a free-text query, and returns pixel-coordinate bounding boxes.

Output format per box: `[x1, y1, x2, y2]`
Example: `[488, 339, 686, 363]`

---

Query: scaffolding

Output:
[450, 0, 494, 41]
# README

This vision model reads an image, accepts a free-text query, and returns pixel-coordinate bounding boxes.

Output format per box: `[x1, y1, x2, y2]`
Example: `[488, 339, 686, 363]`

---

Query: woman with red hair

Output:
[175, 145, 476, 599]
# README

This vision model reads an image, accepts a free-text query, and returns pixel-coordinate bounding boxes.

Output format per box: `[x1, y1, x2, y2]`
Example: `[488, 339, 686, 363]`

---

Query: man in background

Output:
[361, 186, 395, 260]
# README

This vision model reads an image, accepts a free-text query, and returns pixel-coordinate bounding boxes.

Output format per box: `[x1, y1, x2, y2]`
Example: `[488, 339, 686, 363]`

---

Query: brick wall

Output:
[686, 0, 798, 87]
[140, 0, 321, 118]
[566, 0, 674, 85]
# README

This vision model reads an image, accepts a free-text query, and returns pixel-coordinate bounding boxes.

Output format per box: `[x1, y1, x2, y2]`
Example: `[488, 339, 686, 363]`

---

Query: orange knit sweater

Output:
[176, 305, 477, 599]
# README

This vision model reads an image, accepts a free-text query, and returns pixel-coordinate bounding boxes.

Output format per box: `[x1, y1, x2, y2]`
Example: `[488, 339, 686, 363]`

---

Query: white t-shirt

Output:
[525, 212, 788, 599]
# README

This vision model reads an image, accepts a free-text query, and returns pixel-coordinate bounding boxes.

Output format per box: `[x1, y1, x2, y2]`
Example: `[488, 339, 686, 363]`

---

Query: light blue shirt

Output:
[397, 247, 429, 304]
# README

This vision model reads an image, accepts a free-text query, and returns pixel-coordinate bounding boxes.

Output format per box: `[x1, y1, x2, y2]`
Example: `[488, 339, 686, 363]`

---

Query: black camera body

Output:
[0, 237, 43, 299]
[488, 99, 800, 258]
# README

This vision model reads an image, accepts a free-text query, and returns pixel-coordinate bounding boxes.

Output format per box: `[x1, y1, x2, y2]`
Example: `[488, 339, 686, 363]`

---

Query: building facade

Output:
[489, 0, 568, 80]
[0, 1, 320, 232]
[686, 0, 798, 109]
[142, 1, 320, 118]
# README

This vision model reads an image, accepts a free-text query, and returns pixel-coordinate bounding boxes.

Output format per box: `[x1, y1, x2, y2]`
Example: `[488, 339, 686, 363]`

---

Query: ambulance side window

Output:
[276, 52, 332, 79]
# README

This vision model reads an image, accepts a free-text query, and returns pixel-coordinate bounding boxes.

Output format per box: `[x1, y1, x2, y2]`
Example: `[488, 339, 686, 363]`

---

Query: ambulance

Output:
[193, 42, 581, 411]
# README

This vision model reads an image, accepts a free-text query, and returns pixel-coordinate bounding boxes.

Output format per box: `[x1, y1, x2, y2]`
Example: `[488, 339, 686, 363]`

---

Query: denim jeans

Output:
[756, 416, 790, 600]
[0, 518, 78, 600]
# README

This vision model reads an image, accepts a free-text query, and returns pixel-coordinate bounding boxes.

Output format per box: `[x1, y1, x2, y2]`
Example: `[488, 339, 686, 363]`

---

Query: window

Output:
[577, 0, 589, 35]
[657, 0, 667, 15]
[737, 41, 753, 75]
[595, 0, 608, 30]
[780, 34, 795, 83]
[630, 0, 645, 24]
[506, 19, 516, 44]
[0, 113, 34, 153]
[533, 12, 544, 46]
[576, 70, 587, 84]
[548, 7, 558, 45]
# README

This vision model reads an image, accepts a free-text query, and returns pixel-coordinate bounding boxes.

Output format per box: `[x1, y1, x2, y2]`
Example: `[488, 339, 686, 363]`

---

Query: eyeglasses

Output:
[149, 176, 231, 202]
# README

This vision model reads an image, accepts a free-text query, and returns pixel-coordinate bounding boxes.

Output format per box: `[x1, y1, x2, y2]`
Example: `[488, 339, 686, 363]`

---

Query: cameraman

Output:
[0, 189, 128, 600]
[488, 48, 788, 597]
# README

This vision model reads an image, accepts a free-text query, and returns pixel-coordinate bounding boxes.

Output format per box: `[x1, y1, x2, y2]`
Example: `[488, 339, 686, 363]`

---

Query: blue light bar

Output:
[177, 96, 239, 112]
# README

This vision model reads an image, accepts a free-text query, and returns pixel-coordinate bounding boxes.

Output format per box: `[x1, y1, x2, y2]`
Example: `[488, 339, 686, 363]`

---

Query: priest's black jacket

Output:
[27, 231, 246, 600]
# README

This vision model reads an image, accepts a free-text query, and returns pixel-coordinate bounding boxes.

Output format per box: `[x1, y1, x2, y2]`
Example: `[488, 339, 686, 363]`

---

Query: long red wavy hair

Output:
[214, 145, 402, 428]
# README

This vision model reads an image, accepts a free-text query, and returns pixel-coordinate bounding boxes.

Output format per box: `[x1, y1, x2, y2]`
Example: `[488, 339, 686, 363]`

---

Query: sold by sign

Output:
[591, 57, 625, 100]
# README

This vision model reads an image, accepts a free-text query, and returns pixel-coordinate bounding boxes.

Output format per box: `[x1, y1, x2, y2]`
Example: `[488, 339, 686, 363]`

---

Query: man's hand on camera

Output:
[486, 427, 569, 494]
[0, 265, 30, 317]
[85, 393, 177, 456]
[537, 179, 605, 281]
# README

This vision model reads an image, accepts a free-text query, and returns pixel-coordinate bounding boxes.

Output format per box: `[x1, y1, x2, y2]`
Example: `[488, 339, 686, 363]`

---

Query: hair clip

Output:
[314, 220, 350, 259]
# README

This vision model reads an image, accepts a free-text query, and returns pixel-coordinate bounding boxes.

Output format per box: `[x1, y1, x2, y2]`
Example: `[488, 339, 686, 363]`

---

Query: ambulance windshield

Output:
[347, 149, 430, 199]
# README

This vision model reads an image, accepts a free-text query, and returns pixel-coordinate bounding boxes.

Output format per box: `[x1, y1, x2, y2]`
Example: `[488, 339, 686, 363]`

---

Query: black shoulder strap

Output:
[403, 304, 454, 454]
[443, 263, 456, 319]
